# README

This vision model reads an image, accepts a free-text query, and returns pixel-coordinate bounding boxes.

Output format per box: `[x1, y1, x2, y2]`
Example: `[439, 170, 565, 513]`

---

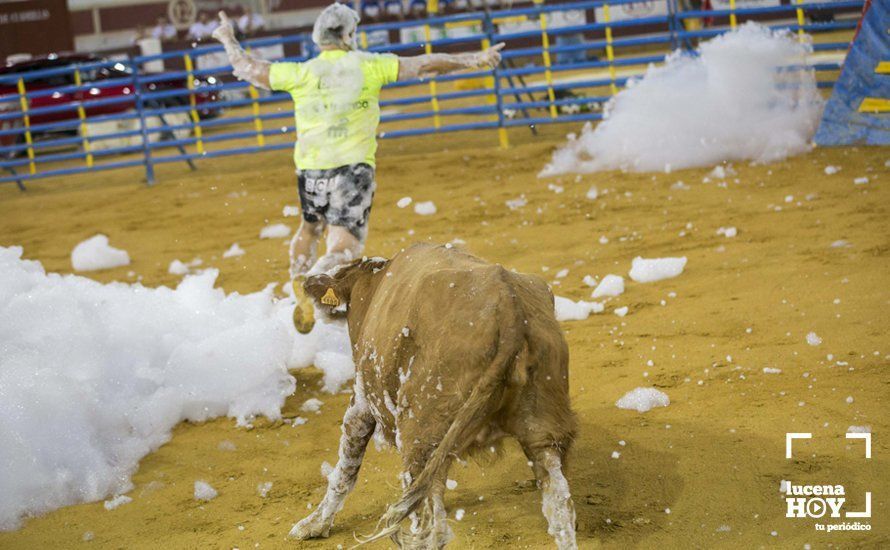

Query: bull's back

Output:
[355, 245, 520, 434]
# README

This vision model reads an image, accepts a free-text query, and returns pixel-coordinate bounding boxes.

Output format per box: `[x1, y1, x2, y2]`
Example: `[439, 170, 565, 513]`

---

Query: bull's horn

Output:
[321, 288, 340, 306]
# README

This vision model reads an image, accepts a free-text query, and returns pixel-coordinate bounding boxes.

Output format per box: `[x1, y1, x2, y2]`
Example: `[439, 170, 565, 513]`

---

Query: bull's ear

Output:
[303, 273, 334, 302]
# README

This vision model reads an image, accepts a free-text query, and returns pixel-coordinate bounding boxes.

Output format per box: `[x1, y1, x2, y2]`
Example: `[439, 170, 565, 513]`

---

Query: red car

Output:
[0, 53, 222, 154]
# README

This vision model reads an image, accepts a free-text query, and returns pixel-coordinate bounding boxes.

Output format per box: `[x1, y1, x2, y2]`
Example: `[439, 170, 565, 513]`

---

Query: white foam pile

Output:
[0, 246, 353, 531]
[540, 23, 822, 175]
[414, 201, 437, 216]
[717, 226, 738, 238]
[71, 235, 130, 272]
[616, 387, 670, 413]
[629, 256, 687, 283]
[223, 243, 245, 258]
[592, 274, 624, 298]
[554, 296, 604, 321]
[193, 481, 218, 501]
[260, 223, 291, 239]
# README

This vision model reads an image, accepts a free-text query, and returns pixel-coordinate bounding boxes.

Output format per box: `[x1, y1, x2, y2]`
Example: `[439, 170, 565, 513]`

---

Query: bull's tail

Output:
[355, 288, 524, 547]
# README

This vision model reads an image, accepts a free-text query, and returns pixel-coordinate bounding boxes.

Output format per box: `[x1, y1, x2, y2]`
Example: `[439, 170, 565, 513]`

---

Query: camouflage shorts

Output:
[297, 163, 376, 242]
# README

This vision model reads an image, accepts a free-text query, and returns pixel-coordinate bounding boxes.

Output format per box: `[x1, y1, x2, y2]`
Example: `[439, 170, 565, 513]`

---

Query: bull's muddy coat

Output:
[293, 244, 578, 548]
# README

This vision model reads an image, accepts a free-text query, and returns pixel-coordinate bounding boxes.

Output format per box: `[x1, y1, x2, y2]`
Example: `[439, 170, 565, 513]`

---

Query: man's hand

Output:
[475, 42, 505, 69]
[210, 9, 272, 90]
[211, 11, 236, 43]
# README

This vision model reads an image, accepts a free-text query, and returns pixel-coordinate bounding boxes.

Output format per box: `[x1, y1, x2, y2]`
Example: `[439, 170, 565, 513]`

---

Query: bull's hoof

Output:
[288, 513, 331, 539]
[291, 279, 316, 334]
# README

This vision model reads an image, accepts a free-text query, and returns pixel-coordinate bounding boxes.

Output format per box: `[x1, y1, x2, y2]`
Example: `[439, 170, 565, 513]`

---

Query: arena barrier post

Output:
[533, 0, 558, 119]
[482, 12, 509, 148]
[729, 0, 738, 30]
[422, 10, 442, 129]
[602, 2, 619, 96]
[245, 48, 266, 148]
[795, 0, 807, 42]
[667, 0, 681, 50]
[73, 67, 94, 168]
[131, 60, 156, 185]
[183, 53, 206, 155]
[15, 78, 36, 175]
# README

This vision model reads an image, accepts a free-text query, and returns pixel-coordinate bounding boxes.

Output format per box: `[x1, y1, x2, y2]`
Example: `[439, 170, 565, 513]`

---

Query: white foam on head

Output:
[71, 234, 130, 272]
[616, 387, 670, 413]
[539, 23, 822, 175]
[0, 246, 354, 531]
[312, 2, 360, 48]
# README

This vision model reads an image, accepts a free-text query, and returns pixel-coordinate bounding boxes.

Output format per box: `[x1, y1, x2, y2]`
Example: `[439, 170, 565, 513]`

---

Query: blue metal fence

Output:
[0, 0, 863, 188]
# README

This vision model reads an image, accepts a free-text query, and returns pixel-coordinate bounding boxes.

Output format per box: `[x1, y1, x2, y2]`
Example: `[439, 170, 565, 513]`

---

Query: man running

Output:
[212, 3, 503, 333]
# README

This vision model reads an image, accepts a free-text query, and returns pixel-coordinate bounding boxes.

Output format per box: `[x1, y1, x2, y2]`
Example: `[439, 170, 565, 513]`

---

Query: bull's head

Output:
[304, 257, 389, 321]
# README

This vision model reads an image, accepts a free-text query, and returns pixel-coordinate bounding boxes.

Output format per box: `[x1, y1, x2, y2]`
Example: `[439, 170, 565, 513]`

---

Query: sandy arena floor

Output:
[0, 125, 887, 549]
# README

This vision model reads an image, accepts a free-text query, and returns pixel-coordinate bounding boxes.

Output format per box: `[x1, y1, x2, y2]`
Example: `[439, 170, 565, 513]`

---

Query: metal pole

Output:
[482, 9, 508, 148]
[132, 59, 156, 185]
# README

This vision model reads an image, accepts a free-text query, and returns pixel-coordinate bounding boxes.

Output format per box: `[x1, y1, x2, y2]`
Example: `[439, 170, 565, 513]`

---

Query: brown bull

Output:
[289, 243, 578, 549]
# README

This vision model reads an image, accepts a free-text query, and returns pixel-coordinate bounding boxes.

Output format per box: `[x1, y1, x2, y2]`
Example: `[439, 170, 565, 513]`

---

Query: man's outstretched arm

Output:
[211, 11, 271, 90]
[397, 42, 505, 81]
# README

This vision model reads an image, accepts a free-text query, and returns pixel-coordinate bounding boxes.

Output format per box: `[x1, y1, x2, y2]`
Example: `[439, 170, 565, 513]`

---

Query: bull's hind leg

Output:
[288, 396, 375, 539]
[391, 453, 453, 549]
[528, 448, 577, 550]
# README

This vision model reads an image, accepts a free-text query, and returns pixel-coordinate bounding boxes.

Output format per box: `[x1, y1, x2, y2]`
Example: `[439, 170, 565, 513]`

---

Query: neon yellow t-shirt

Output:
[269, 50, 399, 170]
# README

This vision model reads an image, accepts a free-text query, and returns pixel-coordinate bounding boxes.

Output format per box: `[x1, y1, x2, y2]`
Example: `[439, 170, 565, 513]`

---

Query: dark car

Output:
[0, 53, 222, 153]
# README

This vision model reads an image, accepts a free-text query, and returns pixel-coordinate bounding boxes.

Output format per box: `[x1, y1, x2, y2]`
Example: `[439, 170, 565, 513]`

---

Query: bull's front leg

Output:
[531, 448, 577, 550]
[288, 395, 375, 539]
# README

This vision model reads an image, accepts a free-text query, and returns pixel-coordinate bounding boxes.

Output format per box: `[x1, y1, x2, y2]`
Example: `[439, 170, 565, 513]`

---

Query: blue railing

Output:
[0, 0, 863, 188]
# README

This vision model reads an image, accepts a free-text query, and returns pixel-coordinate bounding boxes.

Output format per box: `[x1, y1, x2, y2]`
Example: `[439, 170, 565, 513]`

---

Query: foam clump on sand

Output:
[414, 201, 437, 215]
[629, 256, 687, 283]
[554, 296, 604, 321]
[0, 246, 355, 531]
[169, 259, 189, 275]
[616, 388, 670, 413]
[592, 274, 624, 298]
[223, 243, 245, 258]
[194, 481, 218, 501]
[103, 495, 132, 511]
[540, 23, 821, 175]
[301, 398, 324, 413]
[260, 223, 291, 239]
[71, 234, 130, 271]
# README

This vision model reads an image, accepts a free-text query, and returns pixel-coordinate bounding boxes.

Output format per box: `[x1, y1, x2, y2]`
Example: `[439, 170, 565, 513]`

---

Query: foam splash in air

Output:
[540, 23, 822, 175]
[0, 246, 353, 530]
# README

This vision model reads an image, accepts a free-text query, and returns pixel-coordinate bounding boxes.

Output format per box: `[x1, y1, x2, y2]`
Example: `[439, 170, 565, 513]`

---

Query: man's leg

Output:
[306, 163, 375, 277]
[291, 169, 327, 334]
[305, 225, 364, 276]
[289, 219, 324, 279]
